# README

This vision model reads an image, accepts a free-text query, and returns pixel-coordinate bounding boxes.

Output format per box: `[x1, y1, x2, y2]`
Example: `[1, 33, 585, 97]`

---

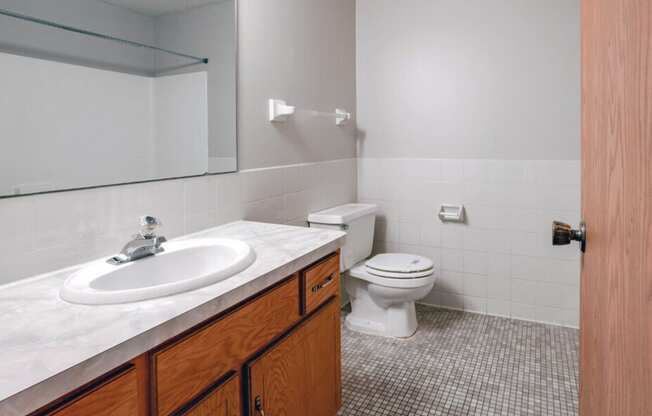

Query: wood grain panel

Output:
[153, 275, 300, 416]
[247, 298, 341, 416]
[181, 374, 240, 416]
[52, 368, 139, 416]
[581, 0, 652, 414]
[133, 354, 150, 416]
[302, 252, 340, 314]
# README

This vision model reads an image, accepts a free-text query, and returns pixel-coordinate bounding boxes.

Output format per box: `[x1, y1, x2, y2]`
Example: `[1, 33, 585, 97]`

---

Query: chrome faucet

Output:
[108, 216, 167, 265]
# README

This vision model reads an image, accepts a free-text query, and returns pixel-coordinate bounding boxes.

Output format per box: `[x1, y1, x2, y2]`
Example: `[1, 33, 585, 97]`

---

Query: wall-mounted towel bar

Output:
[268, 99, 351, 125]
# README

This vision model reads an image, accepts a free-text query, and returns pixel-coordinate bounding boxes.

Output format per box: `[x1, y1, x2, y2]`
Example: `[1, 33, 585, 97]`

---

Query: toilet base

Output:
[345, 301, 418, 338]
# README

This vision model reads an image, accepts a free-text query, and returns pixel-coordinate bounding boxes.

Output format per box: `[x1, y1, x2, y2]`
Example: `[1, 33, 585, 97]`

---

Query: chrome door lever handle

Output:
[552, 221, 586, 252]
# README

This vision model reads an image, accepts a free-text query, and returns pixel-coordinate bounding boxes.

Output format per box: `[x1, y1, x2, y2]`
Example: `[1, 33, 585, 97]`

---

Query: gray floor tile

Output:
[338, 305, 579, 416]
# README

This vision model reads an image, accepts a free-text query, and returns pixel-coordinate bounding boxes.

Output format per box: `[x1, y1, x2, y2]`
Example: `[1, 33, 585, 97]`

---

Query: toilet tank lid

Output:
[308, 203, 378, 225]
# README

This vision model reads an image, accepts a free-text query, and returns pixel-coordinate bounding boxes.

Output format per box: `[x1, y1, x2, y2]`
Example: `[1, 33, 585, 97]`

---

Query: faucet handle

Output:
[140, 216, 162, 238]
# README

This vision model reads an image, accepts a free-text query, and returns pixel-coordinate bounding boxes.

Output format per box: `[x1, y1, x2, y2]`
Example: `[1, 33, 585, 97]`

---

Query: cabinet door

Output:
[50, 368, 139, 416]
[153, 276, 300, 416]
[246, 298, 341, 416]
[181, 374, 240, 416]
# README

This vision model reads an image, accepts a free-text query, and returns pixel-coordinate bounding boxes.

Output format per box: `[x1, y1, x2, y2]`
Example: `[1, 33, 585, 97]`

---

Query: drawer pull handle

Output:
[311, 274, 334, 293]
[255, 395, 266, 415]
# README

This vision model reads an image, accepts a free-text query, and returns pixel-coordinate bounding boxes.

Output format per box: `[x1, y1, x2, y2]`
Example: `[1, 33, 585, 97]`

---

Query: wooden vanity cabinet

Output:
[32, 251, 341, 416]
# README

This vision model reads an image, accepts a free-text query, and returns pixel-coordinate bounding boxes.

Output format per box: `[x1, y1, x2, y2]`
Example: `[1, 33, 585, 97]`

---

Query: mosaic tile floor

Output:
[338, 305, 579, 416]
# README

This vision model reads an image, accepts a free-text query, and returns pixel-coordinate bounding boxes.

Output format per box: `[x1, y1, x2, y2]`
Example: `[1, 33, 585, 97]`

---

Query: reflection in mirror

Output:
[0, 0, 236, 197]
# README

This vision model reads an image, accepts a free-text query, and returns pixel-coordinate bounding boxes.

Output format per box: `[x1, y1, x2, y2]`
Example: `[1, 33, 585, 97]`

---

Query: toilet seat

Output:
[365, 253, 434, 279]
[350, 257, 436, 289]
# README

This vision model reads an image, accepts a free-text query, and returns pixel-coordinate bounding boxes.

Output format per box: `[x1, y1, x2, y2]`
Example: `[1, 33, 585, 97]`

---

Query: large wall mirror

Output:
[0, 0, 237, 197]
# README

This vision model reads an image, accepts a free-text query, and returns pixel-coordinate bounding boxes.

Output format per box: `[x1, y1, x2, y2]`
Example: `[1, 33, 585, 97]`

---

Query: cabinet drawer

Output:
[302, 252, 340, 314]
[153, 276, 300, 416]
[177, 373, 240, 416]
[51, 367, 139, 416]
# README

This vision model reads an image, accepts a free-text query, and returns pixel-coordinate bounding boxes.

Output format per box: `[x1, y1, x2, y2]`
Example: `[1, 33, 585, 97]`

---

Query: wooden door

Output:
[181, 374, 240, 416]
[246, 299, 341, 416]
[581, 0, 652, 414]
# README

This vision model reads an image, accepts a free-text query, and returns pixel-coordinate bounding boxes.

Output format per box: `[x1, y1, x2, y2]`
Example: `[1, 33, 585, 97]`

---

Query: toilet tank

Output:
[308, 203, 378, 272]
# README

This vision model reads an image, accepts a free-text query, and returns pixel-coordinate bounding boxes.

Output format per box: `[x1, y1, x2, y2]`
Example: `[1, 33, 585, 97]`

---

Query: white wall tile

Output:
[463, 160, 492, 184]
[542, 258, 581, 285]
[375, 219, 399, 243]
[463, 251, 490, 275]
[0, 196, 35, 256]
[487, 276, 511, 301]
[185, 176, 217, 216]
[437, 270, 465, 294]
[440, 224, 464, 249]
[440, 159, 464, 183]
[399, 222, 421, 245]
[401, 159, 442, 180]
[398, 202, 431, 223]
[493, 160, 528, 184]
[489, 254, 511, 278]
[510, 231, 542, 256]
[511, 303, 538, 321]
[562, 308, 580, 328]
[487, 299, 510, 317]
[284, 190, 312, 223]
[463, 228, 492, 252]
[185, 211, 217, 234]
[215, 173, 244, 224]
[241, 167, 286, 203]
[511, 279, 538, 305]
[420, 222, 441, 247]
[436, 291, 465, 310]
[441, 248, 464, 272]
[462, 296, 487, 313]
[536, 306, 566, 325]
[464, 205, 500, 229]
[508, 209, 542, 233]
[463, 274, 488, 298]
[511, 256, 545, 281]
[535, 282, 565, 308]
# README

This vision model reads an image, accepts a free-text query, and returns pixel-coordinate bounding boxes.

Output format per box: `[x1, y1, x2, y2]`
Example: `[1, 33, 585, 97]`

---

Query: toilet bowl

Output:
[344, 253, 435, 338]
[308, 204, 437, 338]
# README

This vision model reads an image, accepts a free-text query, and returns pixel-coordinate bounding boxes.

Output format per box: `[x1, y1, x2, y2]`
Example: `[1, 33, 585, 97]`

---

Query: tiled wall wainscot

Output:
[0, 159, 356, 286]
[358, 158, 581, 328]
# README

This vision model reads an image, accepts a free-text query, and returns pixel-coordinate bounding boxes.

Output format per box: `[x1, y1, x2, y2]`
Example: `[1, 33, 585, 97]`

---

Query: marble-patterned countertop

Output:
[0, 221, 345, 416]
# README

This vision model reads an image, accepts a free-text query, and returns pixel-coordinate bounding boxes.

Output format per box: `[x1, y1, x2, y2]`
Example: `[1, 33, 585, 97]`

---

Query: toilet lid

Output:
[365, 253, 434, 279]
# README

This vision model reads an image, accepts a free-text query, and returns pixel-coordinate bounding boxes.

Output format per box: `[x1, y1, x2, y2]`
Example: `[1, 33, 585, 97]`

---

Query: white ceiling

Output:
[101, 0, 221, 17]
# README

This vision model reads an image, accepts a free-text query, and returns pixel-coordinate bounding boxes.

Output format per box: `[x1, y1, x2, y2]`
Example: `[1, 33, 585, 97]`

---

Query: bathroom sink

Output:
[60, 238, 256, 305]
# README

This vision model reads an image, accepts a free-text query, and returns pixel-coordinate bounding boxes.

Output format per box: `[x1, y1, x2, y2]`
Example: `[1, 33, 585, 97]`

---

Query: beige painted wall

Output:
[356, 0, 580, 160]
[238, 0, 357, 169]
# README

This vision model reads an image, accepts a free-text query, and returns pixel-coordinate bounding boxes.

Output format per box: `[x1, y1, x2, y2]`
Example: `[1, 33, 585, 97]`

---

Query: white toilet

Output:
[308, 203, 436, 338]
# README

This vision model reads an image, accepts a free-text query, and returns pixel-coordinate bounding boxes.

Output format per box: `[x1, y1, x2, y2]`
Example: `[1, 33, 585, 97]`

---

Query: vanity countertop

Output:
[0, 221, 345, 416]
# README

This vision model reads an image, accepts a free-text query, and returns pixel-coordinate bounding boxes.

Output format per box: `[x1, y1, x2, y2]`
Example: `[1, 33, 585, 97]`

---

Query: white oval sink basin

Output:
[60, 238, 256, 305]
